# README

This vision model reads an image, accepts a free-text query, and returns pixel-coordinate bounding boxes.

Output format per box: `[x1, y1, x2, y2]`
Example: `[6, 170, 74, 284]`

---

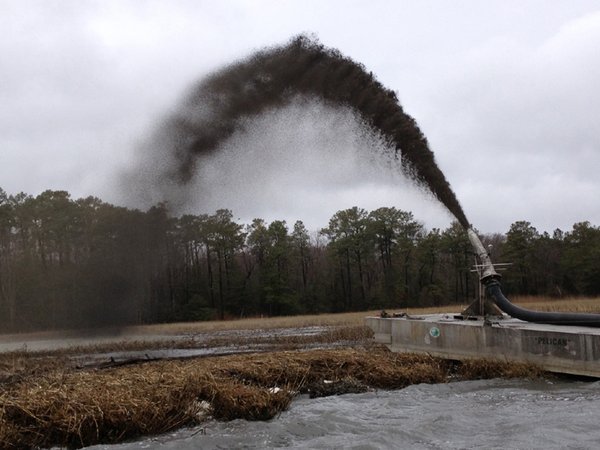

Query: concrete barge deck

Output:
[365, 314, 600, 377]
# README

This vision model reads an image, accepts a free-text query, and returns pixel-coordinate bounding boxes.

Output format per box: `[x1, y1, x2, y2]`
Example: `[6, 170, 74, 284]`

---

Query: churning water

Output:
[90, 378, 600, 449]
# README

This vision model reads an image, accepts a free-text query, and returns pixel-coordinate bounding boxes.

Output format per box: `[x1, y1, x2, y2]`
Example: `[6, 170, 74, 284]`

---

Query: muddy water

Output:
[89, 378, 600, 449]
[0, 326, 328, 353]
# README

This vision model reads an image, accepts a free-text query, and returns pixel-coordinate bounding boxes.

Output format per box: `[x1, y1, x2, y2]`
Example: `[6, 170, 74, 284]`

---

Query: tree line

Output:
[1, 188, 599, 332]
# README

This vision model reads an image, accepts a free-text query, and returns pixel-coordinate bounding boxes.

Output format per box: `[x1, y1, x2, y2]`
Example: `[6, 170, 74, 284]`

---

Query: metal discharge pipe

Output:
[468, 228, 600, 327]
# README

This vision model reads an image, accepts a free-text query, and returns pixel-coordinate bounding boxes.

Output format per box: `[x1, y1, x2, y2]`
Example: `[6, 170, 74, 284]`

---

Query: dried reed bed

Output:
[455, 358, 544, 379]
[513, 296, 600, 313]
[0, 351, 69, 385]
[107, 306, 467, 336]
[0, 347, 541, 449]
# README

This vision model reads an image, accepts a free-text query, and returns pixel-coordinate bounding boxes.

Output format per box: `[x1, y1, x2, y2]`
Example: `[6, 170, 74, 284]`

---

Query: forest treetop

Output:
[1, 187, 598, 333]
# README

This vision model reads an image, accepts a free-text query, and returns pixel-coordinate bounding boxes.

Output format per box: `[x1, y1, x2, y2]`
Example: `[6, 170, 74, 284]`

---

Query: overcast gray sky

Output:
[2, 0, 599, 234]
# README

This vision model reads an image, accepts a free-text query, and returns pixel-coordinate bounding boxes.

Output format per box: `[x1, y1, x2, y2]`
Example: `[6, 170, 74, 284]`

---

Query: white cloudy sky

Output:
[1, 0, 599, 234]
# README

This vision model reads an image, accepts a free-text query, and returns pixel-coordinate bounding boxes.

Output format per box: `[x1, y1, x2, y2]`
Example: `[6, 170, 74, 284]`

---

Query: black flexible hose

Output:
[485, 280, 600, 327]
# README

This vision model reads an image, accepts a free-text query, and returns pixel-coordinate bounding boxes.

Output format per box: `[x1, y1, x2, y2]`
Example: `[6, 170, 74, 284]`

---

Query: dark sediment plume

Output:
[157, 34, 469, 228]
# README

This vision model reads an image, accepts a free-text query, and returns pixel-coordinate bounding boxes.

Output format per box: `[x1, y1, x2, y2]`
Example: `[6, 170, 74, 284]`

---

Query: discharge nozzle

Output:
[467, 228, 500, 283]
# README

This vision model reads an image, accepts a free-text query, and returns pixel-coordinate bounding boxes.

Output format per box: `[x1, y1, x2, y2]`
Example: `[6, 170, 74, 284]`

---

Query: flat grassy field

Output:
[511, 295, 600, 313]
[111, 295, 600, 337]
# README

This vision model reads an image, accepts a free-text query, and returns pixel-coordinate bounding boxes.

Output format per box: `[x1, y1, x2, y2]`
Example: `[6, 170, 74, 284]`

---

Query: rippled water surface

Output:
[90, 378, 600, 449]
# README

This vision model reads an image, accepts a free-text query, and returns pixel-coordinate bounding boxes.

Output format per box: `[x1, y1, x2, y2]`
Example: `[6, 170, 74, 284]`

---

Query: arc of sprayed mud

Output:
[164, 35, 469, 228]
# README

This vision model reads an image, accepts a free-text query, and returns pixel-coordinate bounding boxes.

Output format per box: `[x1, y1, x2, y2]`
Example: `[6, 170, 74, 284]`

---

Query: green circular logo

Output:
[429, 327, 440, 338]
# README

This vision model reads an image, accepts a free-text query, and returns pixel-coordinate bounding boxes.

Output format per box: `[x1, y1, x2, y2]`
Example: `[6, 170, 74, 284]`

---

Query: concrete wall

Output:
[365, 315, 600, 377]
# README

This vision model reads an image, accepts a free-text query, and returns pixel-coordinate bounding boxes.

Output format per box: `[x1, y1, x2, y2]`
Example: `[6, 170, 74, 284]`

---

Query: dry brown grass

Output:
[512, 296, 600, 313]
[0, 346, 541, 449]
[454, 358, 544, 379]
[62, 296, 600, 337]
[115, 306, 468, 336]
[0, 352, 69, 385]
